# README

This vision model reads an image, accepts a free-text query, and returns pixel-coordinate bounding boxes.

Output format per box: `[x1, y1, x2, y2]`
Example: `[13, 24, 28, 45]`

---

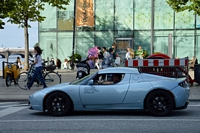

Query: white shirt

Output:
[125, 52, 130, 60]
[103, 51, 110, 58]
[18, 62, 22, 68]
[35, 54, 42, 68]
[63, 62, 68, 68]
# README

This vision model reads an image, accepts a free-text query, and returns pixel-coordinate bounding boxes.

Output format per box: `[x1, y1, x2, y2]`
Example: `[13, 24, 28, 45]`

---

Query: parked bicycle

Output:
[17, 60, 61, 90]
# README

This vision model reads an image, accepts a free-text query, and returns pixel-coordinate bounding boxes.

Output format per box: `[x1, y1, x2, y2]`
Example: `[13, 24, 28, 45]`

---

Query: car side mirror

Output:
[88, 80, 94, 85]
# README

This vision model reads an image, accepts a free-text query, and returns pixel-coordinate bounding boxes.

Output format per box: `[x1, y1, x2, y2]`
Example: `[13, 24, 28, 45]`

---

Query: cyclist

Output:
[27, 46, 47, 89]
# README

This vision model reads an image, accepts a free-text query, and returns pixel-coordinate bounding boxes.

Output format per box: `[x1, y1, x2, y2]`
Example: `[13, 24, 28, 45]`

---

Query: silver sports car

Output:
[29, 67, 190, 116]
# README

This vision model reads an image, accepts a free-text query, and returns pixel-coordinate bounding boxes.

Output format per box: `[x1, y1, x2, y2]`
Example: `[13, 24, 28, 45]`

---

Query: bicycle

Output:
[17, 60, 61, 90]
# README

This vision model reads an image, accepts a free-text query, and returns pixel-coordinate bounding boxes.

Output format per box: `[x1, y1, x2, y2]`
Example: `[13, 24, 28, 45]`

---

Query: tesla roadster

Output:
[29, 67, 190, 116]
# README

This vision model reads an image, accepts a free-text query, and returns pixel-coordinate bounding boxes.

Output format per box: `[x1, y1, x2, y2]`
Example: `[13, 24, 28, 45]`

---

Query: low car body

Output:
[29, 67, 190, 116]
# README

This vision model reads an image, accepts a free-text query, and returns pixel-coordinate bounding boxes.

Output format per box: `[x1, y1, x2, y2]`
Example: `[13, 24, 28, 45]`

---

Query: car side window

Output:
[93, 74, 106, 85]
[93, 73, 124, 85]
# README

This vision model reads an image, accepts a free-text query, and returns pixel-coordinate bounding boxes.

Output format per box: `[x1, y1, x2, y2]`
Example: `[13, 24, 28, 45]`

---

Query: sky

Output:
[0, 21, 38, 48]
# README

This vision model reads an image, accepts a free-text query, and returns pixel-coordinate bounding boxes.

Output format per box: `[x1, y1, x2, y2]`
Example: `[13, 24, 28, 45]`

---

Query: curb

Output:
[0, 99, 29, 102]
[0, 98, 199, 102]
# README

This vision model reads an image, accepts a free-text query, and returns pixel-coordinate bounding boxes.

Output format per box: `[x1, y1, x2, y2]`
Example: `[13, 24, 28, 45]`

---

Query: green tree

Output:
[1, 0, 70, 70]
[0, 0, 16, 29]
[167, 0, 200, 15]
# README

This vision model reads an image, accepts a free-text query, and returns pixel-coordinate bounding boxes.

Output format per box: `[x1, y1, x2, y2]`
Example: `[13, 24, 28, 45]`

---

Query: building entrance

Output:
[115, 38, 133, 66]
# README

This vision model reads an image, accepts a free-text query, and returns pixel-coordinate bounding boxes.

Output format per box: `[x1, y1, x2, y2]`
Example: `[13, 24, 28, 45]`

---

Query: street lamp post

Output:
[151, 0, 155, 55]
[71, 0, 77, 70]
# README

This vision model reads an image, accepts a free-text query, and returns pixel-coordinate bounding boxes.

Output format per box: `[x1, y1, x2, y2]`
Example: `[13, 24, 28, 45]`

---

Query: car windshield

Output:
[70, 74, 92, 85]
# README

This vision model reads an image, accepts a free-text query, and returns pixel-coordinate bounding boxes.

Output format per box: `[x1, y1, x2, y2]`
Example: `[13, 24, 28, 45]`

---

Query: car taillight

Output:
[178, 81, 187, 88]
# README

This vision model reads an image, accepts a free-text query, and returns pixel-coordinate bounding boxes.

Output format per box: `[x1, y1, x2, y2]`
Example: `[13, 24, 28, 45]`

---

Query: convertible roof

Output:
[98, 67, 139, 74]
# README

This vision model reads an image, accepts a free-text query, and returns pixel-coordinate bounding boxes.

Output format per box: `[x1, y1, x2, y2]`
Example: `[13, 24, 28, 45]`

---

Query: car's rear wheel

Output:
[145, 90, 174, 116]
[46, 92, 71, 116]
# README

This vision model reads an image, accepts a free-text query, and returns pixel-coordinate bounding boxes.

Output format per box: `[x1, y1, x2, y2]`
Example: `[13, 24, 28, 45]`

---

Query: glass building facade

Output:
[39, 0, 200, 68]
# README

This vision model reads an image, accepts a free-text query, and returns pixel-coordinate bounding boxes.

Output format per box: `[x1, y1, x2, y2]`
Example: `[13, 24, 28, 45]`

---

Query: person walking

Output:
[108, 43, 117, 66]
[95, 47, 103, 70]
[27, 46, 47, 89]
[102, 47, 110, 68]
[56, 58, 62, 69]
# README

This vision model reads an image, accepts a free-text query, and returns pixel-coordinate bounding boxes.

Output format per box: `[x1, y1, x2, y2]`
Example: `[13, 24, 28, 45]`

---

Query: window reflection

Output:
[57, 11, 74, 31]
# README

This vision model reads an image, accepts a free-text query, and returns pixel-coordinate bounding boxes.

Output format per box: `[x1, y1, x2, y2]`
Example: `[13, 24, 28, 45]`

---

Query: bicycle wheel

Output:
[17, 72, 29, 90]
[44, 71, 61, 87]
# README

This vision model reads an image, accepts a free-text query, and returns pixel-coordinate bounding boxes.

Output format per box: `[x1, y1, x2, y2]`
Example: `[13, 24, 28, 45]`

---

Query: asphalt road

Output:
[0, 101, 200, 133]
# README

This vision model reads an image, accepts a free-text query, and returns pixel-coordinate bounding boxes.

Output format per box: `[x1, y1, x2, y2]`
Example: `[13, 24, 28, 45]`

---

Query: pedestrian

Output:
[63, 59, 70, 69]
[56, 58, 62, 69]
[16, 56, 22, 69]
[87, 57, 95, 69]
[135, 45, 144, 59]
[125, 47, 134, 60]
[50, 58, 55, 65]
[27, 46, 47, 89]
[108, 43, 117, 66]
[102, 47, 110, 68]
[95, 47, 103, 70]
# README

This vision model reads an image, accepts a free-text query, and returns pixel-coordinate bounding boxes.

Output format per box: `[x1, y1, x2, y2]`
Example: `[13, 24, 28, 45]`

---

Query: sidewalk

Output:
[0, 69, 199, 101]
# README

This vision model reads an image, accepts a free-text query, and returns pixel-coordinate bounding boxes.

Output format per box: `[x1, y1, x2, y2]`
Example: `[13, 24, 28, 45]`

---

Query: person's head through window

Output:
[113, 74, 122, 83]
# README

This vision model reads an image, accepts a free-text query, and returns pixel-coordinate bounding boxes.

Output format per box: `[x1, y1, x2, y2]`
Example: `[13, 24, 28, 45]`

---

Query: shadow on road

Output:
[29, 110, 191, 118]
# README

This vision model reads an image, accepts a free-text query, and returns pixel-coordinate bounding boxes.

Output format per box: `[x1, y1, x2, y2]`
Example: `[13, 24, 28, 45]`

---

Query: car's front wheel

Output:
[145, 90, 174, 116]
[46, 92, 71, 116]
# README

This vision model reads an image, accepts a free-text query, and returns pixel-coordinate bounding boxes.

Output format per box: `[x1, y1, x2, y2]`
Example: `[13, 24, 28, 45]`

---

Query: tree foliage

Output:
[0, 0, 16, 28]
[167, 0, 200, 15]
[0, 0, 70, 69]
[4, 0, 70, 27]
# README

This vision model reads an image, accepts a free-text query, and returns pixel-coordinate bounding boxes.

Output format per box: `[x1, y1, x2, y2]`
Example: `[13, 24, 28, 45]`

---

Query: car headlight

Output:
[178, 81, 188, 88]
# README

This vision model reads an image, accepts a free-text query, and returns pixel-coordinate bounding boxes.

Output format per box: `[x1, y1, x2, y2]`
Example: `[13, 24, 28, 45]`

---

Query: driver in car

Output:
[102, 74, 122, 84]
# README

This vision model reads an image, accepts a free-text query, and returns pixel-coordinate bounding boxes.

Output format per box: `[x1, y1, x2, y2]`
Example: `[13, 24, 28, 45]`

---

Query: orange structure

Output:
[76, 0, 94, 27]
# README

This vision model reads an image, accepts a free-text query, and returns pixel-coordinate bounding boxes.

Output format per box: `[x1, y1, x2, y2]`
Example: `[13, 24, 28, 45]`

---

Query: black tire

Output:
[145, 90, 174, 116]
[17, 72, 29, 90]
[14, 78, 18, 85]
[46, 92, 71, 116]
[6, 74, 12, 87]
[44, 72, 61, 87]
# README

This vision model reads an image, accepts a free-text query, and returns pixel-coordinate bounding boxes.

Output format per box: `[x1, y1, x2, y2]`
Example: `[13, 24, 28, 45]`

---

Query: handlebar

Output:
[29, 59, 48, 63]
[3, 61, 18, 65]
[29, 59, 34, 62]
[43, 61, 48, 63]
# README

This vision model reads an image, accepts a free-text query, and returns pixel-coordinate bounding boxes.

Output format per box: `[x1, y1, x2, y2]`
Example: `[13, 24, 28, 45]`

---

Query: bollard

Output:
[47, 57, 49, 65]
[2, 61, 4, 78]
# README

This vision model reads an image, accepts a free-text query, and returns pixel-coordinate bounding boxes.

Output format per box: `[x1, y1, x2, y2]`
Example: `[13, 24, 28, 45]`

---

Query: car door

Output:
[123, 73, 153, 106]
[79, 73, 130, 107]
